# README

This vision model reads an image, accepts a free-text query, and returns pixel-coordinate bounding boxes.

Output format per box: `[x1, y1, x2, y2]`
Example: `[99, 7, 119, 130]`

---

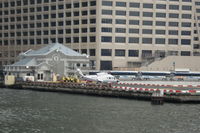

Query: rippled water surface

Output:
[0, 88, 200, 133]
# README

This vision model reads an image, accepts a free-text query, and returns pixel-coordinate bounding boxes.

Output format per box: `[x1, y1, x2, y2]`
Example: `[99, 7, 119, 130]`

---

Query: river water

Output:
[0, 88, 200, 133]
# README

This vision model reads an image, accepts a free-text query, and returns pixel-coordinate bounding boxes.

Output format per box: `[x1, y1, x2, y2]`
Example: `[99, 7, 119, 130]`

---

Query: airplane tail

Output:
[76, 69, 84, 77]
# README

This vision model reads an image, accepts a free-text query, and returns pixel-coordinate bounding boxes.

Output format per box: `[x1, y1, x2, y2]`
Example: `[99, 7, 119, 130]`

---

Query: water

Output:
[0, 88, 200, 133]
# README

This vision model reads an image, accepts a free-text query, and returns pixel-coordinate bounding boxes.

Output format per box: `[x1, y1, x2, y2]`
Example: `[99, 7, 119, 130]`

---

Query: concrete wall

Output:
[141, 56, 200, 71]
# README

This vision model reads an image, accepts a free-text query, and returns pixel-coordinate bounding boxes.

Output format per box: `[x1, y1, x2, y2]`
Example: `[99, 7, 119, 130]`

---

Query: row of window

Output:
[0, 9, 96, 16]
[0, 19, 96, 29]
[102, 1, 192, 8]
[102, 10, 192, 18]
[0, 28, 96, 37]
[102, 19, 192, 26]
[0, 36, 96, 46]
[101, 49, 191, 57]
[0, 1, 96, 8]
[101, 36, 191, 45]
[1, 37, 191, 45]
[102, 28, 191, 35]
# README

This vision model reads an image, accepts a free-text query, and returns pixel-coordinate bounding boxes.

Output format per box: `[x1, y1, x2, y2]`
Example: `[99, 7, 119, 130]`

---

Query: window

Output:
[51, 30, 56, 34]
[115, 49, 125, 56]
[82, 2, 88, 7]
[115, 37, 126, 43]
[116, 19, 126, 24]
[155, 38, 165, 44]
[142, 38, 152, 44]
[74, 3, 79, 8]
[89, 49, 96, 56]
[102, 18, 112, 24]
[129, 20, 139, 25]
[90, 27, 96, 32]
[43, 22, 49, 27]
[169, 22, 179, 27]
[73, 37, 79, 43]
[51, 6, 56, 10]
[66, 37, 71, 43]
[102, 10, 112, 15]
[90, 19, 96, 24]
[182, 0, 192, 2]
[115, 28, 126, 33]
[181, 51, 190, 56]
[129, 29, 139, 34]
[82, 11, 88, 16]
[129, 11, 140, 16]
[81, 28, 87, 33]
[101, 36, 112, 42]
[81, 49, 88, 55]
[73, 20, 79, 25]
[169, 5, 179, 10]
[156, 21, 166, 26]
[169, 30, 178, 35]
[90, 36, 96, 42]
[116, 2, 126, 7]
[101, 49, 112, 56]
[102, 1, 113, 6]
[169, 13, 179, 18]
[51, 22, 56, 26]
[182, 5, 192, 10]
[116, 10, 126, 16]
[156, 13, 166, 18]
[181, 31, 191, 36]
[129, 37, 139, 43]
[73, 29, 79, 33]
[143, 3, 153, 8]
[51, 14, 56, 18]
[90, 1, 96, 6]
[30, 39, 35, 45]
[66, 4, 71, 9]
[181, 39, 191, 45]
[58, 13, 64, 18]
[169, 39, 178, 45]
[128, 50, 139, 57]
[58, 5, 64, 9]
[82, 19, 87, 24]
[155, 30, 165, 34]
[156, 4, 166, 9]
[74, 11, 79, 16]
[182, 14, 191, 19]
[102, 27, 112, 32]
[130, 2, 140, 8]
[100, 61, 112, 70]
[181, 22, 191, 27]
[66, 12, 71, 17]
[90, 10, 96, 15]
[143, 12, 153, 17]
[143, 21, 153, 26]
[43, 14, 49, 19]
[142, 29, 152, 34]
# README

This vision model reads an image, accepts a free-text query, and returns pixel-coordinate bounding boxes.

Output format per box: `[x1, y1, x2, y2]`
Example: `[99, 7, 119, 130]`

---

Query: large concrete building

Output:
[0, 0, 200, 71]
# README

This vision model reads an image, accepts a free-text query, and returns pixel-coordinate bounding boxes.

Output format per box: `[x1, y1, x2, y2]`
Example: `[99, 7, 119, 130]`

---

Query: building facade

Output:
[0, 0, 200, 70]
[4, 43, 90, 81]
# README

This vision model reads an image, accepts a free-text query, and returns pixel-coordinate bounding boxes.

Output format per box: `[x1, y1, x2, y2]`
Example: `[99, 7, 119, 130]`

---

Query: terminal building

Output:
[4, 43, 90, 81]
[0, 0, 200, 71]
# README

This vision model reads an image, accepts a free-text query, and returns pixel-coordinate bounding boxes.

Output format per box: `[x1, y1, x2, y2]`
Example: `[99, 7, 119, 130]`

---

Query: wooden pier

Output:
[2, 81, 200, 104]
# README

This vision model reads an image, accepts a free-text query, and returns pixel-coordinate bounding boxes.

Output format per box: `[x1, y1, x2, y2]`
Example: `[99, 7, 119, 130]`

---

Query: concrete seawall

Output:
[2, 81, 200, 104]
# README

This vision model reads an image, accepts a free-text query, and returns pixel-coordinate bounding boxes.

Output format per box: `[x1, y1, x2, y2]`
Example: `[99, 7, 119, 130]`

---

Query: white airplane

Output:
[76, 69, 119, 83]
